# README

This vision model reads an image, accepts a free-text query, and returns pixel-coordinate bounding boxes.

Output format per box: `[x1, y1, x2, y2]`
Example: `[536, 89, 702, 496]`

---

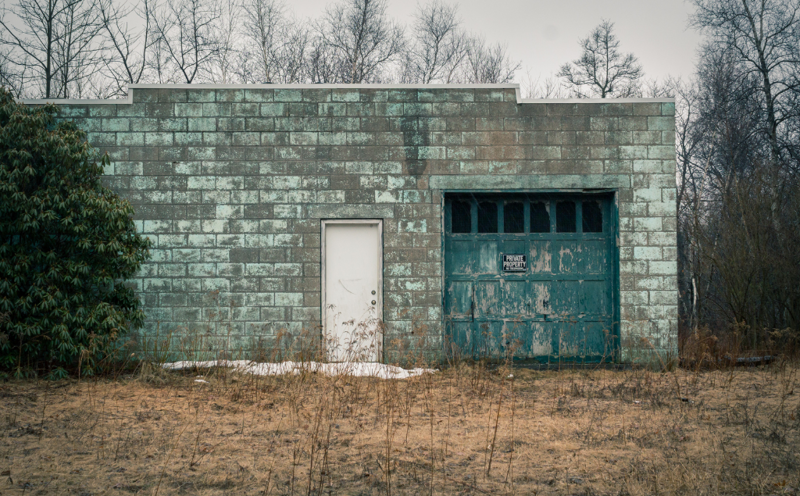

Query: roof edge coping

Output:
[20, 83, 674, 105]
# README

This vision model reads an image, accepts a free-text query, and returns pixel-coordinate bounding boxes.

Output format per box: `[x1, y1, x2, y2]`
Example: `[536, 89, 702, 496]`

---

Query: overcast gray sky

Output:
[292, 0, 704, 83]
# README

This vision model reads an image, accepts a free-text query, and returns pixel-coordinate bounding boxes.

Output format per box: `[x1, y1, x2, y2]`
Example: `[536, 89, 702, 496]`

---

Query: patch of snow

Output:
[194, 379, 209, 384]
[163, 360, 436, 380]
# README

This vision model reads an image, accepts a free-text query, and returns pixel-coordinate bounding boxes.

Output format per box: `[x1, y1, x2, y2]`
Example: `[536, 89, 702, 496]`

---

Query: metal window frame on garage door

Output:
[442, 191, 620, 363]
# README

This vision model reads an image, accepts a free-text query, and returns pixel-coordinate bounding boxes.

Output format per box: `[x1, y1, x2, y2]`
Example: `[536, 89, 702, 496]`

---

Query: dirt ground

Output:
[1, 361, 799, 495]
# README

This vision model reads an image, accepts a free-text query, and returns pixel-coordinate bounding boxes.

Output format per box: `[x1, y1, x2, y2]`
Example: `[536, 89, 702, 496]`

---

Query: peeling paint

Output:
[444, 194, 617, 360]
[531, 242, 552, 273]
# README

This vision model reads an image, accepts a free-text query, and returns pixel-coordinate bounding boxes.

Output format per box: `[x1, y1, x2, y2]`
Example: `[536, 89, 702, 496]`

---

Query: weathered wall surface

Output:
[49, 84, 678, 362]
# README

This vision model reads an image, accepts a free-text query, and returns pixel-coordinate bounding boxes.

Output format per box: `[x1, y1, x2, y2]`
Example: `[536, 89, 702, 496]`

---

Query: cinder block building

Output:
[28, 84, 678, 363]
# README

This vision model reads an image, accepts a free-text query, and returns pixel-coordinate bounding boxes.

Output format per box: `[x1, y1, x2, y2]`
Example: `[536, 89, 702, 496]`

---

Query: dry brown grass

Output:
[1, 360, 799, 495]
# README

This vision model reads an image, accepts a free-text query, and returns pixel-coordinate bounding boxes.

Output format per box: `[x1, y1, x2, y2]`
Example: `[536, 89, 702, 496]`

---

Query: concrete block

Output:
[619, 116, 648, 131]
[115, 133, 144, 148]
[331, 89, 360, 102]
[633, 131, 661, 145]
[185, 236, 214, 248]
[589, 146, 618, 160]
[634, 247, 662, 260]
[648, 201, 676, 216]
[632, 103, 661, 115]
[649, 261, 677, 275]
[634, 217, 663, 232]
[604, 131, 633, 145]
[648, 116, 675, 131]
[622, 291, 649, 305]
[590, 117, 619, 131]
[620, 260, 648, 275]
[648, 231, 677, 246]
[275, 292, 303, 306]
[619, 146, 648, 159]
[634, 188, 662, 202]
[635, 276, 676, 291]
[650, 291, 677, 305]
[648, 145, 674, 159]
[102, 118, 130, 132]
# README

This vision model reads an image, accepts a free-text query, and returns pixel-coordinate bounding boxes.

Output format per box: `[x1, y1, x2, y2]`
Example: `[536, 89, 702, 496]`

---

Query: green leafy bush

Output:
[0, 87, 151, 376]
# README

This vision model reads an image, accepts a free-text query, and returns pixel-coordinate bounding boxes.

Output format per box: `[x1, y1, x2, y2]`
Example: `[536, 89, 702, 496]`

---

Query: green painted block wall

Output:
[45, 85, 678, 364]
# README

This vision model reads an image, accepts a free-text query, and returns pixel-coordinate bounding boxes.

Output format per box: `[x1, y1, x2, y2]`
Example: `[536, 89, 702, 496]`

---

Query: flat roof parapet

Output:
[21, 84, 675, 106]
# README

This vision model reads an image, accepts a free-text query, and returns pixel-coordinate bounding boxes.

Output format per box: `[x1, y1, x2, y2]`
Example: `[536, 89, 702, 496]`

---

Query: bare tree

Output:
[0, 0, 63, 98]
[691, 0, 800, 166]
[307, 39, 343, 83]
[671, 76, 704, 331]
[0, 48, 23, 96]
[460, 36, 518, 84]
[0, 0, 103, 98]
[240, 0, 308, 83]
[273, 22, 309, 83]
[520, 70, 568, 98]
[640, 77, 677, 98]
[97, 0, 152, 95]
[1, 0, 539, 92]
[208, 0, 242, 83]
[241, 0, 282, 82]
[558, 20, 643, 98]
[675, 39, 800, 343]
[146, 31, 175, 83]
[150, 0, 220, 83]
[402, 0, 466, 84]
[682, 0, 800, 338]
[53, 0, 103, 97]
[316, 0, 405, 83]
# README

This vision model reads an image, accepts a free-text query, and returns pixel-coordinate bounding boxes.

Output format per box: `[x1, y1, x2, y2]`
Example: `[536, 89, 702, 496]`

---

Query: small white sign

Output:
[502, 254, 527, 272]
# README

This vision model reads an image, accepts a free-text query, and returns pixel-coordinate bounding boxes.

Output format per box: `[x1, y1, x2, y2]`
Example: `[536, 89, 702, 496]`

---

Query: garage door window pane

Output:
[556, 201, 576, 232]
[451, 201, 471, 233]
[478, 202, 498, 233]
[582, 201, 603, 232]
[504, 202, 524, 233]
[530, 202, 550, 232]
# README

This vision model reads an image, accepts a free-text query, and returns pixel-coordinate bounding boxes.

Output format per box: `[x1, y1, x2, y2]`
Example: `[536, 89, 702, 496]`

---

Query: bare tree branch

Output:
[316, 0, 405, 83]
[691, 0, 800, 165]
[97, 0, 152, 95]
[209, 0, 241, 83]
[519, 70, 567, 99]
[150, 0, 220, 83]
[0, 0, 103, 98]
[240, 0, 308, 83]
[460, 35, 518, 84]
[402, 0, 466, 84]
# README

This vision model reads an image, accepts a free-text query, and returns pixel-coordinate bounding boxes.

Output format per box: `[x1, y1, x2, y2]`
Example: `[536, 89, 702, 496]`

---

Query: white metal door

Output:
[322, 220, 383, 362]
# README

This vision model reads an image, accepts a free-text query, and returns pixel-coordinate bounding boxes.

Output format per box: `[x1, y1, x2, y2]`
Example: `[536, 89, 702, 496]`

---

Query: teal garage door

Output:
[444, 193, 618, 362]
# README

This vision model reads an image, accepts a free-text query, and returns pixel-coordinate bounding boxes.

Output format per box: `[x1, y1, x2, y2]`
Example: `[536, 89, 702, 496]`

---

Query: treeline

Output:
[0, 0, 521, 99]
[676, 0, 800, 345]
[2, 0, 799, 344]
